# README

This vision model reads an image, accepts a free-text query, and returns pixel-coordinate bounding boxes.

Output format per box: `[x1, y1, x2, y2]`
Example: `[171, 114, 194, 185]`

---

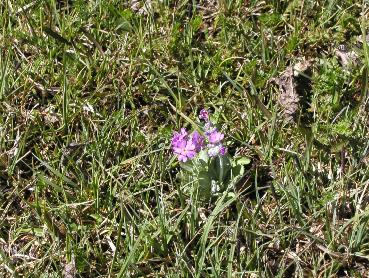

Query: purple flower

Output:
[219, 146, 227, 155]
[171, 109, 227, 161]
[207, 144, 220, 157]
[199, 109, 209, 121]
[203, 124, 226, 157]
[207, 129, 224, 144]
[207, 144, 227, 157]
[171, 128, 188, 148]
[172, 128, 204, 162]
[173, 140, 197, 162]
[191, 131, 204, 152]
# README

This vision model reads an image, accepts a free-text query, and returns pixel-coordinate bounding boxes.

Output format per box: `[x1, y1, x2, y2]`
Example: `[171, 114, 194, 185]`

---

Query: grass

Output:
[1, 0, 369, 277]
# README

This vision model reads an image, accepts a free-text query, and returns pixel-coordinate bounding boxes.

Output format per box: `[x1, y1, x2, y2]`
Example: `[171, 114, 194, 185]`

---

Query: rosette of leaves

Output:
[178, 150, 250, 201]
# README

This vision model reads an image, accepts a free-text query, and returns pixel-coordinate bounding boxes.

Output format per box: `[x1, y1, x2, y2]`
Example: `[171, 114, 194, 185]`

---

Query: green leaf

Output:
[235, 157, 251, 166]
[210, 155, 231, 183]
[198, 171, 212, 200]
[180, 160, 195, 172]
[198, 149, 209, 163]
[231, 165, 244, 179]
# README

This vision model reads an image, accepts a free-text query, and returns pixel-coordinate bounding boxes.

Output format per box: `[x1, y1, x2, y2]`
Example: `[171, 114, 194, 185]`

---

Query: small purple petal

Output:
[179, 128, 187, 136]
[185, 140, 196, 151]
[186, 150, 197, 159]
[178, 154, 187, 162]
[171, 128, 188, 148]
[208, 130, 224, 144]
[219, 146, 227, 156]
[199, 109, 209, 121]
[191, 131, 205, 152]
[173, 146, 185, 155]
[172, 129, 200, 162]
[207, 144, 220, 157]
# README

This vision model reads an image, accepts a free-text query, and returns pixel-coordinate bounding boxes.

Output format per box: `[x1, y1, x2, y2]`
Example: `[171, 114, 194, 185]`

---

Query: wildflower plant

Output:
[171, 109, 250, 201]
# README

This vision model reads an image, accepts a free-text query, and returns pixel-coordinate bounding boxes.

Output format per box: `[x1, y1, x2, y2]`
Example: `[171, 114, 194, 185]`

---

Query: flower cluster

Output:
[171, 109, 227, 162]
[201, 109, 227, 157]
[171, 129, 203, 162]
